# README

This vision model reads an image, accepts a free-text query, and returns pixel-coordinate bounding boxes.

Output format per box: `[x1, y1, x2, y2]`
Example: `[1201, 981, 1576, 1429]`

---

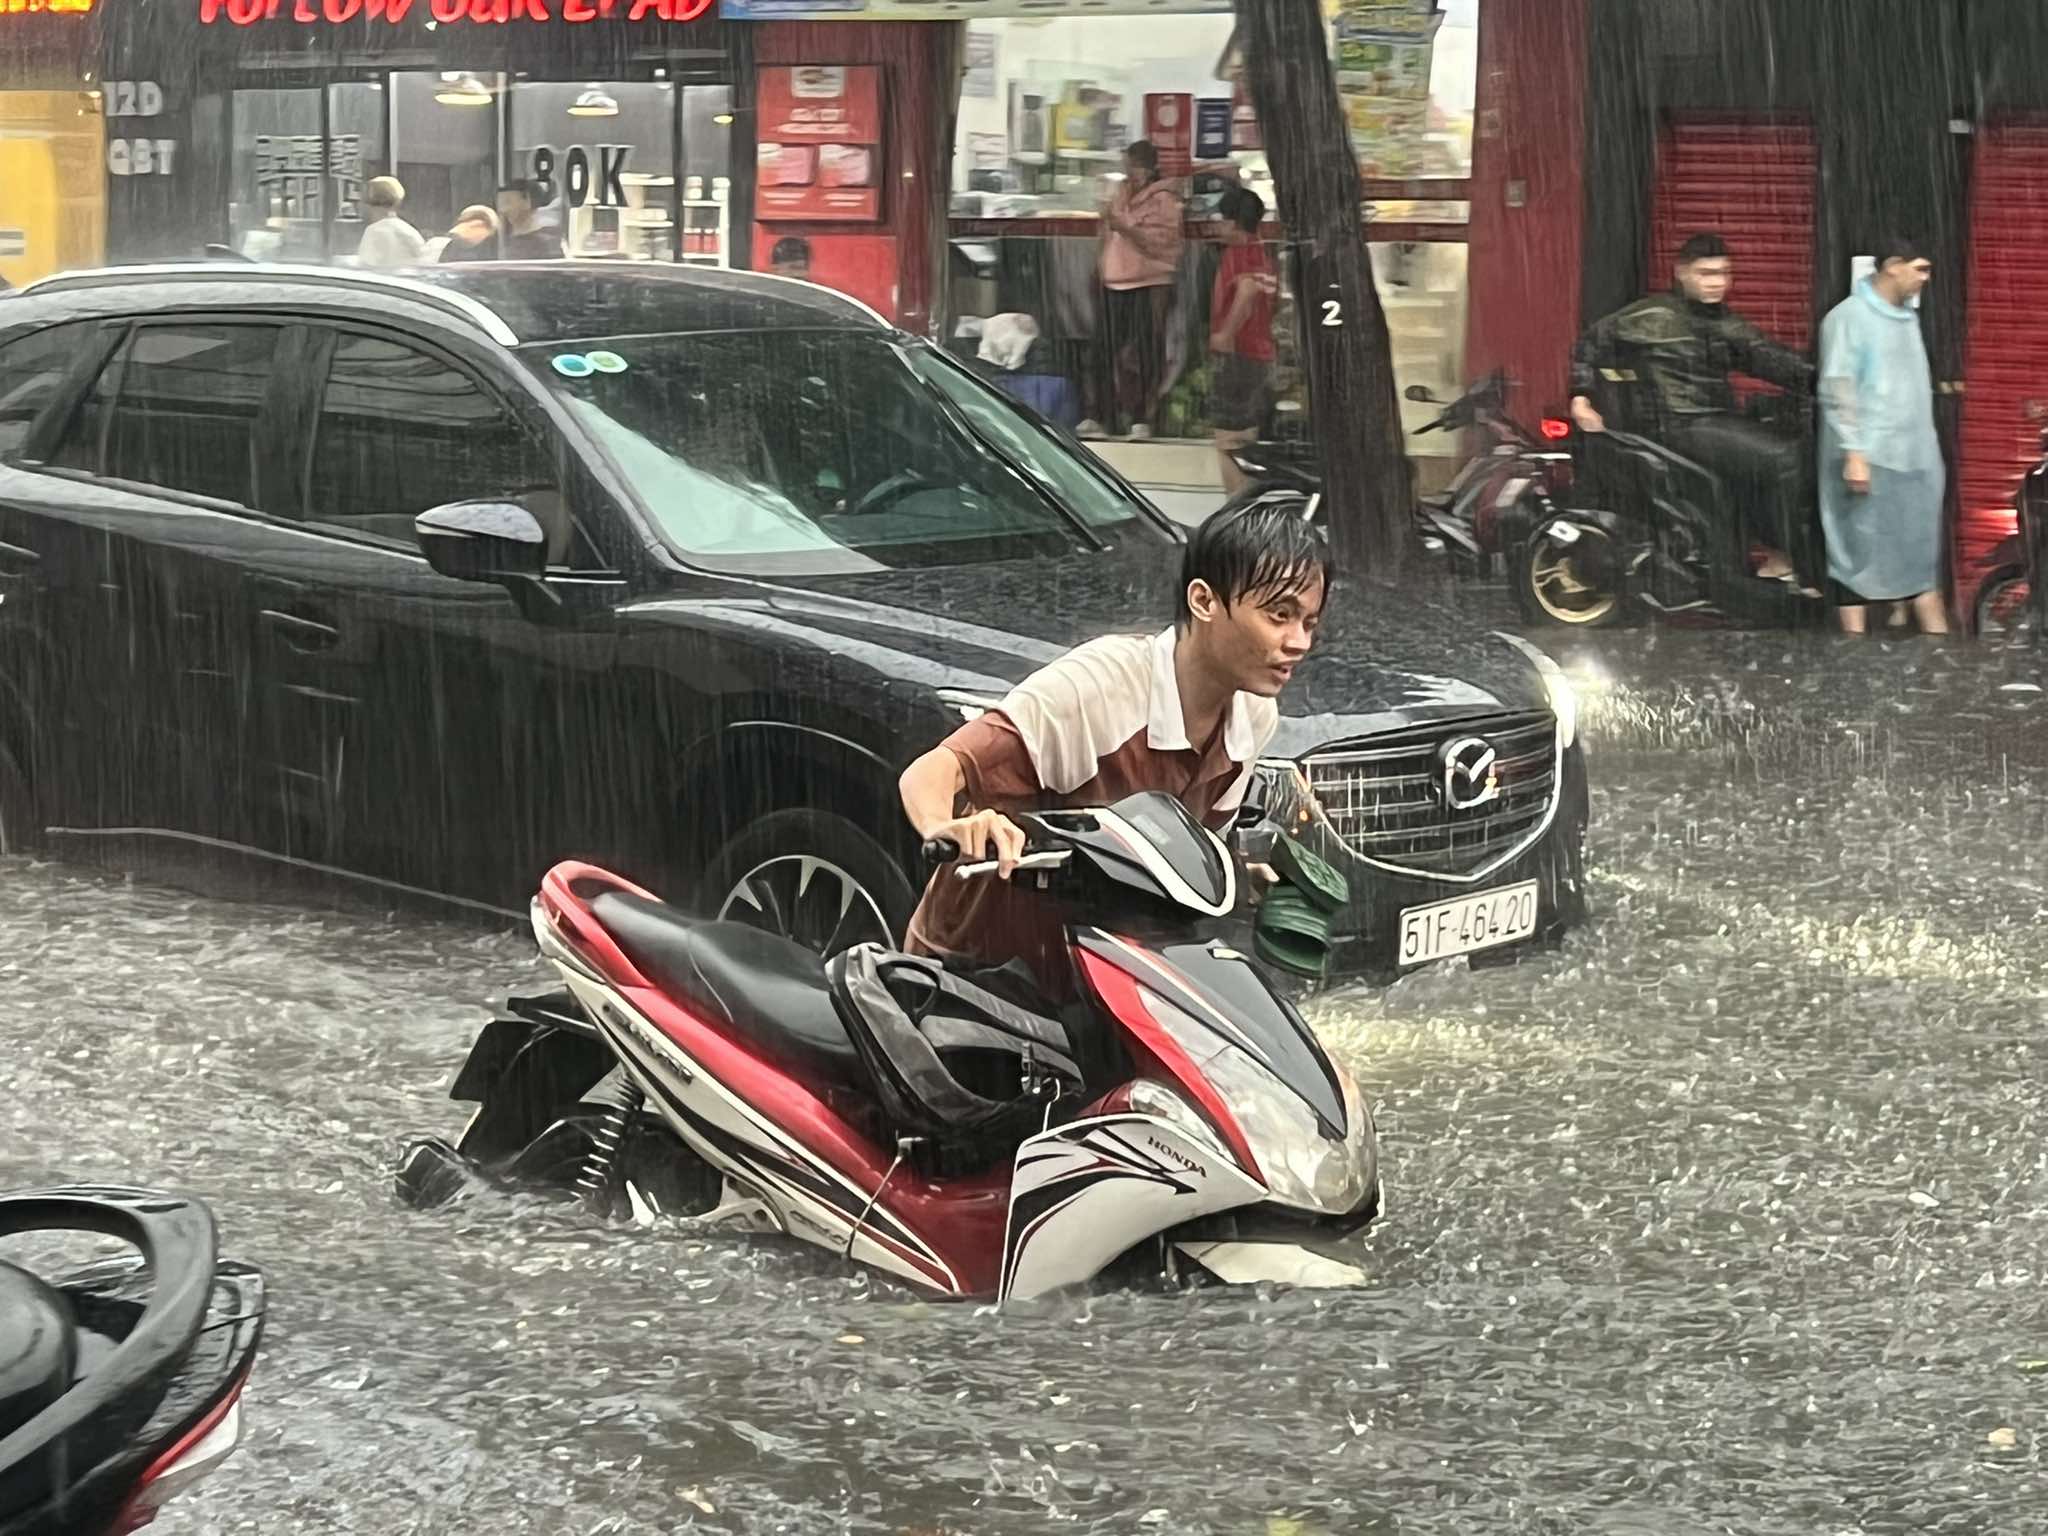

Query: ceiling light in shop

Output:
[569, 87, 619, 119]
[713, 113, 734, 126]
[435, 73, 492, 107]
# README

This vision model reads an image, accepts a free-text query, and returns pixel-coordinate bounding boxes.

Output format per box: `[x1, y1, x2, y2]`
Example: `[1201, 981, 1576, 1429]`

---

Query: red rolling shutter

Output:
[1649, 116, 1817, 395]
[1955, 124, 2048, 611]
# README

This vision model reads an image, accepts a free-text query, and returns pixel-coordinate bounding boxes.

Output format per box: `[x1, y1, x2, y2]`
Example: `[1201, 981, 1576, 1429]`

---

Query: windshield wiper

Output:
[899, 347, 1108, 553]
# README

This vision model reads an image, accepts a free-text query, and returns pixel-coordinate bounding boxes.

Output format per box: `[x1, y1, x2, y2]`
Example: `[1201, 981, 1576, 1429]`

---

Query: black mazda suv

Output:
[0, 262, 1588, 978]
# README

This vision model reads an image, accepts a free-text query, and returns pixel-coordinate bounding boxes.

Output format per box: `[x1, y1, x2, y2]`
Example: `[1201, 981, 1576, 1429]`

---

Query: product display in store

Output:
[1334, 0, 1446, 179]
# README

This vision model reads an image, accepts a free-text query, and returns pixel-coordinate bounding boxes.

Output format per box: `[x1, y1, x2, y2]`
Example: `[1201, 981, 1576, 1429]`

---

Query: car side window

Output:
[0, 321, 100, 461]
[305, 332, 573, 561]
[50, 324, 284, 506]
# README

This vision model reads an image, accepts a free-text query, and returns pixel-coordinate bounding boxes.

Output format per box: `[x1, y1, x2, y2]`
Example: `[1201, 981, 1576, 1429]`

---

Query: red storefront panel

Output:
[1650, 116, 1817, 387]
[1956, 124, 2048, 613]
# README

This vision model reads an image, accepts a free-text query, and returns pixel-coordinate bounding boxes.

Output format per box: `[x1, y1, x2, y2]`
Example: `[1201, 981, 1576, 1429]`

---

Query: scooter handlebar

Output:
[952, 850, 1073, 882]
[922, 837, 961, 865]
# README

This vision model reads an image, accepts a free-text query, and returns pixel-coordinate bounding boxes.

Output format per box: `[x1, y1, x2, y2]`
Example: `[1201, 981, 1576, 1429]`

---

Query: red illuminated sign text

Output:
[199, 0, 711, 23]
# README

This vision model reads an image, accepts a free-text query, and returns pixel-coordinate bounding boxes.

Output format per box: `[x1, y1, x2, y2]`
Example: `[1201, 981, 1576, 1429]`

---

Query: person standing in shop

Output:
[1208, 186, 1279, 494]
[1078, 140, 1184, 441]
[1818, 237, 1948, 636]
[494, 180, 566, 260]
[354, 176, 426, 268]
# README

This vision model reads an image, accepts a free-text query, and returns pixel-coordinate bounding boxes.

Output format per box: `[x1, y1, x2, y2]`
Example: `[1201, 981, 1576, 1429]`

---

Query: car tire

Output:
[1974, 572, 2032, 645]
[0, 740, 37, 857]
[1515, 526, 1622, 628]
[702, 809, 917, 958]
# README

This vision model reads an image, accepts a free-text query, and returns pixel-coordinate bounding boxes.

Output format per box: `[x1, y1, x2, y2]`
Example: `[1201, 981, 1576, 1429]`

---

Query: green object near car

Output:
[1254, 833, 1351, 980]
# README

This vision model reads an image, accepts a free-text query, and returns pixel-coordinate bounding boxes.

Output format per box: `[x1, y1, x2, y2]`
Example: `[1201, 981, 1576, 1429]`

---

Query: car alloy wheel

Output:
[717, 853, 894, 957]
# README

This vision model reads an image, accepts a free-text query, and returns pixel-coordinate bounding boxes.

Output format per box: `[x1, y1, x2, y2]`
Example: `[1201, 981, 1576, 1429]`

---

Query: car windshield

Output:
[528, 330, 1144, 574]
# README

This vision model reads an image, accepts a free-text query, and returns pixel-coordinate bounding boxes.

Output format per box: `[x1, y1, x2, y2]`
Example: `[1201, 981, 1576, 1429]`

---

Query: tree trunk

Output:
[1234, 0, 1411, 581]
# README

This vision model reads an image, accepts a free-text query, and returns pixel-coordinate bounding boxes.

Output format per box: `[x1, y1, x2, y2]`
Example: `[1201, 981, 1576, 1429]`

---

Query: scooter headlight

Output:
[1138, 989, 1372, 1217]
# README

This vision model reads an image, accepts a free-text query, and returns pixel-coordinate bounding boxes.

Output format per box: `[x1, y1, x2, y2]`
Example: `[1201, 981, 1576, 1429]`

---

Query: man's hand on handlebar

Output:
[1570, 396, 1606, 435]
[924, 809, 1028, 879]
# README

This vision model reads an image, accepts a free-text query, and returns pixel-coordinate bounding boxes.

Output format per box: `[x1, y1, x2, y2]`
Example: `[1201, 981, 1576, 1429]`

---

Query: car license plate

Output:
[1398, 881, 1540, 967]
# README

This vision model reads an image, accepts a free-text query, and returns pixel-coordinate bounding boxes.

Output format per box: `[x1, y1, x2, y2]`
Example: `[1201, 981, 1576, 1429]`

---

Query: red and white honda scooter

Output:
[398, 791, 1381, 1303]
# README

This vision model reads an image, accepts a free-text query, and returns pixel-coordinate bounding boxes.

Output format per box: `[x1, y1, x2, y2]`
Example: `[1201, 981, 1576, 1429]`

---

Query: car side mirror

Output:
[414, 500, 549, 585]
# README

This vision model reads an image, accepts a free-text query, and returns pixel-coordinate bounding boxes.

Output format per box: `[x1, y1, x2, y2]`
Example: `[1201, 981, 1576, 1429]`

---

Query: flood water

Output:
[5, 629, 2046, 1536]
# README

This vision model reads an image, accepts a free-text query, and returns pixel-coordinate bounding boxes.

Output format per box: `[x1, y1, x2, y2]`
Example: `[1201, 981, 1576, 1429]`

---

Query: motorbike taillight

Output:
[109, 1375, 249, 1534]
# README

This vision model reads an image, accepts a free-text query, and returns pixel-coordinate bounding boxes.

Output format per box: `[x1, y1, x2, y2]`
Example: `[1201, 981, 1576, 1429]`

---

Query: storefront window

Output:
[511, 80, 665, 261]
[947, 4, 1481, 469]
[390, 71, 501, 253]
[228, 83, 385, 263]
[951, 15, 1252, 222]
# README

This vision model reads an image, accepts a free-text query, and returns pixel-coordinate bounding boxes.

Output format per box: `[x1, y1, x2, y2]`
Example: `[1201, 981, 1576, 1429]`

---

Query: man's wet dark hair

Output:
[1876, 234, 1927, 269]
[498, 178, 543, 206]
[1220, 185, 1265, 234]
[1178, 503, 1334, 627]
[1677, 232, 1730, 265]
[1126, 139, 1160, 174]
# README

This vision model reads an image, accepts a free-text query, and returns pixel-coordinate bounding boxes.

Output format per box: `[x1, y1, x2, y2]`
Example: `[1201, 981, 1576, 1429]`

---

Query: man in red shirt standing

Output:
[1208, 186, 1279, 495]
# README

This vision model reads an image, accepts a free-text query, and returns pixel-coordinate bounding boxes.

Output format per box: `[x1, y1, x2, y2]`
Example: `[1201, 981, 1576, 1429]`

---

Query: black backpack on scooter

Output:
[826, 946, 1085, 1148]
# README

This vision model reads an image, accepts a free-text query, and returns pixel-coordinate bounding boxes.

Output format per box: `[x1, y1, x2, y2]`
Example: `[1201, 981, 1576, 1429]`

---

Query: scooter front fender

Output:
[998, 1112, 1266, 1305]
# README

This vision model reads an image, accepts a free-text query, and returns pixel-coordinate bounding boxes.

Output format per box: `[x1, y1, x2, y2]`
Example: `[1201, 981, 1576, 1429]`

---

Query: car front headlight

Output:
[1138, 987, 1372, 1217]
[1496, 632, 1578, 750]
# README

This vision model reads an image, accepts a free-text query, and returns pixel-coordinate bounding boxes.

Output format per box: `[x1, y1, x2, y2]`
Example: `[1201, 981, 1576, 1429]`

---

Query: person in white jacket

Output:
[354, 176, 426, 269]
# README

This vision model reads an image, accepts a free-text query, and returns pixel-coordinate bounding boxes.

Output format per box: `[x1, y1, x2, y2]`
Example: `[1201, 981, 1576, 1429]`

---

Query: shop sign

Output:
[1144, 93, 1192, 178]
[1, 0, 95, 13]
[104, 80, 167, 118]
[527, 144, 632, 208]
[250, 133, 365, 219]
[721, 1, 1228, 17]
[757, 65, 882, 222]
[199, 0, 713, 25]
[108, 138, 178, 176]
[1194, 96, 1231, 160]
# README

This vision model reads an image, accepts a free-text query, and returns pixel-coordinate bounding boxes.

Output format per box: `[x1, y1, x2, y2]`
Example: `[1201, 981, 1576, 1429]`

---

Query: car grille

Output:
[1302, 710, 1559, 878]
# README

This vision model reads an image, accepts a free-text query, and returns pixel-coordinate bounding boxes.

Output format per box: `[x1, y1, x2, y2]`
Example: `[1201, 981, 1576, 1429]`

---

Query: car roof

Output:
[8, 261, 889, 348]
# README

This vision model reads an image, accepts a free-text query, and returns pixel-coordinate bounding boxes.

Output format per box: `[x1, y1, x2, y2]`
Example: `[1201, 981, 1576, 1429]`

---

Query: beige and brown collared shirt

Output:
[907, 628, 1279, 977]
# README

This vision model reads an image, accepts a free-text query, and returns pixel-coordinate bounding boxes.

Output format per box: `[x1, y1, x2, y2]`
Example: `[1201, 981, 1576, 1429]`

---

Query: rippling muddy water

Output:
[4, 630, 2046, 1535]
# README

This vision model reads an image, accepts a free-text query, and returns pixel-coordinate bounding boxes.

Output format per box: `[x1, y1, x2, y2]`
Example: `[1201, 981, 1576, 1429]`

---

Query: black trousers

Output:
[1668, 414, 1814, 580]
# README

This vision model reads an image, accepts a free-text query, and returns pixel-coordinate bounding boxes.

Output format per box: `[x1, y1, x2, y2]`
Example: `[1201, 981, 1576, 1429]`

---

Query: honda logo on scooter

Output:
[1437, 736, 1500, 811]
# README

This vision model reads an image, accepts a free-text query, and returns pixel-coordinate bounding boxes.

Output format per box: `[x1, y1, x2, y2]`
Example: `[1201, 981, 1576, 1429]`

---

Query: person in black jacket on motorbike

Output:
[1569, 232, 1817, 585]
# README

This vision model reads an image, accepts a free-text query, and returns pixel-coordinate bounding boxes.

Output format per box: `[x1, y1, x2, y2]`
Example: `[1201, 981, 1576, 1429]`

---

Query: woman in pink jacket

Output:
[1082, 140, 1184, 440]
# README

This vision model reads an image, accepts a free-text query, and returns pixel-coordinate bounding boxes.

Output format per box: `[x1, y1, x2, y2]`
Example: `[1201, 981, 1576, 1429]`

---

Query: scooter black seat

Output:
[587, 893, 869, 1098]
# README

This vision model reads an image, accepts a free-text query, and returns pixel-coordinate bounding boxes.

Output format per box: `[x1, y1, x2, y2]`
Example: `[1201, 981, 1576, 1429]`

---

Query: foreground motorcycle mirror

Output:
[1234, 801, 1270, 831]
[1404, 385, 1439, 404]
[415, 500, 549, 585]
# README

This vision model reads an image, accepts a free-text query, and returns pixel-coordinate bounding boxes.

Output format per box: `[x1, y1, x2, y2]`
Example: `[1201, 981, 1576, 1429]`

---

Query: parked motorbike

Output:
[1970, 402, 2047, 645]
[0, 1186, 264, 1536]
[398, 790, 1381, 1304]
[1509, 388, 1822, 629]
[1221, 372, 1572, 575]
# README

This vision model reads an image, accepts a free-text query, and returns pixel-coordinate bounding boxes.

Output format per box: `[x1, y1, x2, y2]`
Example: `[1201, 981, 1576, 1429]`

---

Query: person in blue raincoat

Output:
[1818, 238, 1946, 635]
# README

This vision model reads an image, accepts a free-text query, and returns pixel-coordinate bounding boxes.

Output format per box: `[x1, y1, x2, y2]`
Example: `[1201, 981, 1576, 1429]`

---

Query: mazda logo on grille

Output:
[1437, 736, 1500, 811]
